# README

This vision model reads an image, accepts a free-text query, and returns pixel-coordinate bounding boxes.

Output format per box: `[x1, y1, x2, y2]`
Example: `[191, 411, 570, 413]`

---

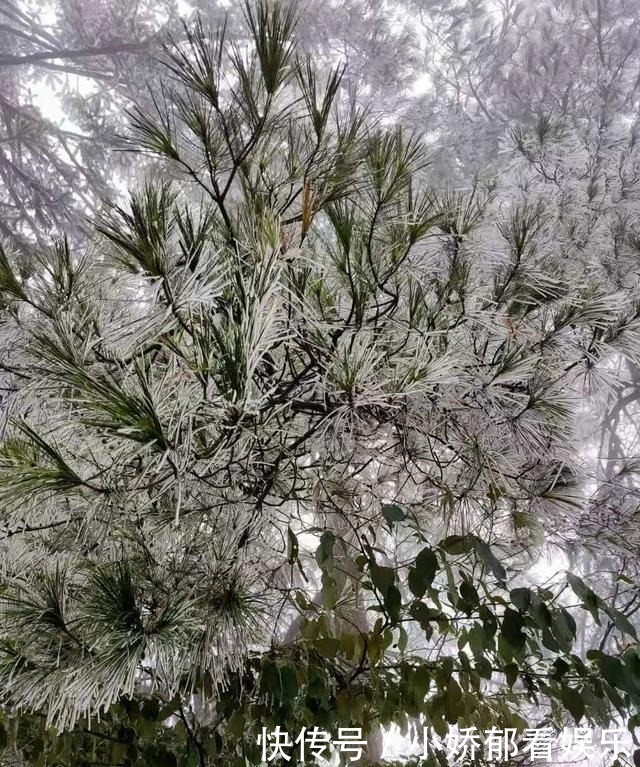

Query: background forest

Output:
[0, 0, 640, 765]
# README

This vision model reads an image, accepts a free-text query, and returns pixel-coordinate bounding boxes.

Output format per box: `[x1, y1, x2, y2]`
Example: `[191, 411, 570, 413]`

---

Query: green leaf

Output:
[315, 637, 339, 658]
[369, 560, 401, 623]
[567, 573, 600, 623]
[413, 665, 431, 699]
[316, 531, 335, 569]
[445, 677, 464, 723]
[416, 546, 438, 582]
[479, 605, 498, 639]
[473, 538, 507, 584]
[368, 626, 383, 664]
[277, 663, 299, 702]
[529, 595, 552, 629]
[408, 567, 426, 599]
[0, 244, 26, 302]
[408, 546, 438, 598]
[598, 655, 627, 691]
[510, 587, 531, 613]
[382, 504, 405, 530]
[156, 748, 178, 767]
[460, 580, 479, 608]
[551, 609, 576, 651]
[560, 686, 585, 723]
[468, 625, 485, 656]
[226, 712, 245, 739]
[552, 658, 571, 681]
[541, 626, 560, 652]
[432, 715, 447, 738]
[604, 607, 637, 639]
[566, 573, 590, 600]
[321, 571, 338, 609]
[287, 527, 299, 565]
[409, 600, 436, 638]
[476, 656, 493, 679]
[370, 563, 395, 595]
[498, 633, 514, 663]
[501, 608, 526, 651]
[384, 583, 402, 623]
[504, 663, 518, 688]
[440, 535, 473, 555]
[243, 0, 300, 95]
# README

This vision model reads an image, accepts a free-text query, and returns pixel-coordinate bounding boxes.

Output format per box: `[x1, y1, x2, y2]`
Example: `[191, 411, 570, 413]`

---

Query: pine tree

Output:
[0, 2, 639, 765]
